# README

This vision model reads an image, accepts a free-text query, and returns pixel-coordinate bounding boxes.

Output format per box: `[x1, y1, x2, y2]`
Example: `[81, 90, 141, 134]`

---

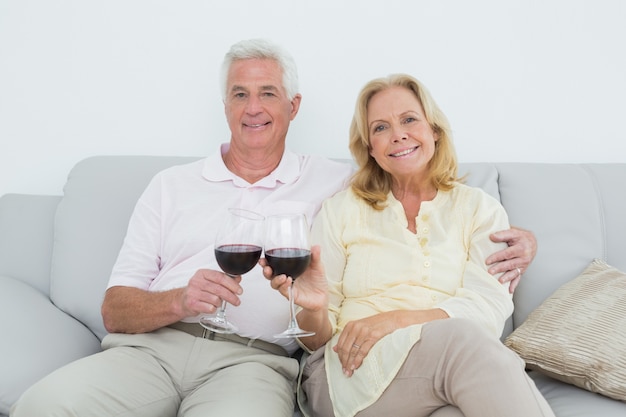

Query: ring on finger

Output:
[352, 343, 361, 349]
[516, 267, 522, 277]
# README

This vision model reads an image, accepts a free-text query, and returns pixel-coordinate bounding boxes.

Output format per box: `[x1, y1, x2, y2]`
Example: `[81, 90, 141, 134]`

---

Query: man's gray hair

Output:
[220, 38, 299, 101]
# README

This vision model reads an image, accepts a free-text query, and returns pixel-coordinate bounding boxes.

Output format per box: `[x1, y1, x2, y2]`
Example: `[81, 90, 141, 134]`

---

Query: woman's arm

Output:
[334, 308, 449, 377]
[436, 190, 514, 337]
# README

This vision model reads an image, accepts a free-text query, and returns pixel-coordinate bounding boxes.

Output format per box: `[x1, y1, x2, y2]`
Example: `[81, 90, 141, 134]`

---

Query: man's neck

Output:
[222, 143, 285, 184]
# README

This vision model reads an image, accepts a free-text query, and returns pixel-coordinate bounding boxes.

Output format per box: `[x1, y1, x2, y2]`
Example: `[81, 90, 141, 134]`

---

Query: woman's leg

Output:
[358, 319, 554, 417]
[429, 406, 465, 417]
[301, 319, 554, 417]
[417, 319, 554, 417]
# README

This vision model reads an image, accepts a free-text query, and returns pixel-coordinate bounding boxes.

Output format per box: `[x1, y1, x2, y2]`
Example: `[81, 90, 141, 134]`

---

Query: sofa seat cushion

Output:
[505, 259, 626, 402]
[531, 372, 626, 416]
[0, 275, 102, 415]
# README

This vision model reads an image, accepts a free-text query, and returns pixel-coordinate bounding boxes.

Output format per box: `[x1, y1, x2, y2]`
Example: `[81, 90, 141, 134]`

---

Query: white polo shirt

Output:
[107, 143, 353, 353]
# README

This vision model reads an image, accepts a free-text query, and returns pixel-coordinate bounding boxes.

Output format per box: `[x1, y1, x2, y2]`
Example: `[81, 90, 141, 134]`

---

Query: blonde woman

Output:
[264, 74, 554, 417]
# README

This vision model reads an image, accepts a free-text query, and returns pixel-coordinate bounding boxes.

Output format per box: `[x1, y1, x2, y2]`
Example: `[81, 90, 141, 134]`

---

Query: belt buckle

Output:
[200, 326, 216, 340]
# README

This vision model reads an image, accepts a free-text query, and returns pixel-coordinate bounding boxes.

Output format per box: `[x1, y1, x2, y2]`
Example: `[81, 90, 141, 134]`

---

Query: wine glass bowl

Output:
[264, 248, 311, 280]
[200, 208, 264, 334]
[264, 213, 315, 338]
[215, 244, 263, 277]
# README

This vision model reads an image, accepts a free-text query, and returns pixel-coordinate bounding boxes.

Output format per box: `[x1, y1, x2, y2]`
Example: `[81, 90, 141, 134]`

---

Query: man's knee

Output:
[11, 380, 66, 417]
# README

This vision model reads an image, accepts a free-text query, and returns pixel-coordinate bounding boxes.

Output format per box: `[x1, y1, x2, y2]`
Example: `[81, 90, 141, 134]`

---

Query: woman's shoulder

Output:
[324, 186, 360, 207]
[448, 182, 502, 206]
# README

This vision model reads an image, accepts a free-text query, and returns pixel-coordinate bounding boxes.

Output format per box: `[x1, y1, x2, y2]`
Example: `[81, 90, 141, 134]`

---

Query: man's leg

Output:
[178, 342, 299, 417]
[10, 344, 180, 417]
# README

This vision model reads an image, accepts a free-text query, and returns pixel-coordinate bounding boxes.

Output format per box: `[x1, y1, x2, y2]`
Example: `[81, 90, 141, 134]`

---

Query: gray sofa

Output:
[1, 155, 625, 416]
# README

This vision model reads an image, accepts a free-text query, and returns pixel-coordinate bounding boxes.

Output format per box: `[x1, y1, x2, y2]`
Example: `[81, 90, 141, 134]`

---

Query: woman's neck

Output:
[392, 180, 437, 234]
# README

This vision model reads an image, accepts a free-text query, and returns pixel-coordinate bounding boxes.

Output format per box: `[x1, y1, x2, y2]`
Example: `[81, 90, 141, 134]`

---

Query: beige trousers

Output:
[11, 327, 299, 417]
[300, 318, 555, 417]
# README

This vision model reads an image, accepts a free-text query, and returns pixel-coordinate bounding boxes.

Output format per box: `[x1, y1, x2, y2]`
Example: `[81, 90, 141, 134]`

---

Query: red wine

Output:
[265, 248, 311, 279]
[215, 244, 262, 276]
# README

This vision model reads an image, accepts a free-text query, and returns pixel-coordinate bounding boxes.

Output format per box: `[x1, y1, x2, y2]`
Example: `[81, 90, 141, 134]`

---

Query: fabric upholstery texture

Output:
[505, 259, 626, 401]
[3, 158, 626, 416]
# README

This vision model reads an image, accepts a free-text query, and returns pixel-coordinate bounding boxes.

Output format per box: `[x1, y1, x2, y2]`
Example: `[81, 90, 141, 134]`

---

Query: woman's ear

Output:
[432, 125, 441, 141]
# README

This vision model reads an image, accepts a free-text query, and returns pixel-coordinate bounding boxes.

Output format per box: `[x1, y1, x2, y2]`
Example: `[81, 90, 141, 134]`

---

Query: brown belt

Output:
[168, 321, 288, 357]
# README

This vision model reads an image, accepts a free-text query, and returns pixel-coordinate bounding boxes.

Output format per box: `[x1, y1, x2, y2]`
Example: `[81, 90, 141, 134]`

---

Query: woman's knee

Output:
[422, 319, 514, 366]
[424, 318, 491, 345]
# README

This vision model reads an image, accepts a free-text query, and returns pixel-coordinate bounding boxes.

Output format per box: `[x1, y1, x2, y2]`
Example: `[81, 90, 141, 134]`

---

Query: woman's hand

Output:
[334, 312, 396, 377]
[334, 309, 448, 377]
[259, 245, 328, 312]
[261, 245, 333, 351]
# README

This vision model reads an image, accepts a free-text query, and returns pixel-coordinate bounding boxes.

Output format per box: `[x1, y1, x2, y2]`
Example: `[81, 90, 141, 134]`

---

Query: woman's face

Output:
[367, 86, 438, 181]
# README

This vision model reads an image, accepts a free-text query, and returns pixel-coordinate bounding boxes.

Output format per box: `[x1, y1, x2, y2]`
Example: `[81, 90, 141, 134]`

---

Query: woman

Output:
[263, 74, 554, 417]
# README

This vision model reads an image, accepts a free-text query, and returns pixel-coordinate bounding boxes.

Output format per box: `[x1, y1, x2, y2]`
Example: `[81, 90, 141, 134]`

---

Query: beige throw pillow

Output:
[504, 259, 626, 402]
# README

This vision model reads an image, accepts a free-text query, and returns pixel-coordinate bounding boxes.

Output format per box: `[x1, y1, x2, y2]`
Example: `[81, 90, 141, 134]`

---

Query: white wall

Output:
[1, 0, 625, 197]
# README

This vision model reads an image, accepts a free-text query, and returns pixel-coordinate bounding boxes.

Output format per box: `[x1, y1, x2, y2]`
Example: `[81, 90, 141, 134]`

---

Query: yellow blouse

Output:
[309, 184, 514, 417]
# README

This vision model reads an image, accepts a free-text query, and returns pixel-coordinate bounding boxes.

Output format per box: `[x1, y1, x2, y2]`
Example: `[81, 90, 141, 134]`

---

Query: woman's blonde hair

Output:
[349, 74, 461, 210]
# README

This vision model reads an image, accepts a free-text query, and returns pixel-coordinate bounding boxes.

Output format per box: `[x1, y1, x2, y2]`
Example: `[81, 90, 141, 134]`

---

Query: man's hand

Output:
[183, 269, 244, 316]
[486, 226, 537, 293]
[101, 269, 242, 334]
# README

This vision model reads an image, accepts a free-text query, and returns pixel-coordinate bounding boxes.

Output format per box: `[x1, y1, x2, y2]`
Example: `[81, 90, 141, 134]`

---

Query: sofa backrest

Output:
[48, 156, 504, 340]
[0, 193, 61, 295]
[50, 156, 201, 339]
[493, 163, 626, 332]
[47, 156, 626, 341]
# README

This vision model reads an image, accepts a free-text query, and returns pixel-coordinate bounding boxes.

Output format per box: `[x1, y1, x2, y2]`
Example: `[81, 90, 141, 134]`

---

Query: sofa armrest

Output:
[0, 193, 61, 295]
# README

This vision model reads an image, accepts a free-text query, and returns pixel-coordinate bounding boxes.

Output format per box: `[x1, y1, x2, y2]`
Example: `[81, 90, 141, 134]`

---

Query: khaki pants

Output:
[300, 318, 555, 417]
[11, 327, 299, 417]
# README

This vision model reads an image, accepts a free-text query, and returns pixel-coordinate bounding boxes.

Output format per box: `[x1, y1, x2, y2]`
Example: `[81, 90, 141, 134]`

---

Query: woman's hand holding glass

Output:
[262, 213, 320, 338]
[261, 244, 329, 312]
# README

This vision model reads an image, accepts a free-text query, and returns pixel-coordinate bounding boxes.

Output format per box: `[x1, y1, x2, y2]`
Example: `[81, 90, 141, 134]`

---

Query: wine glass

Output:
[264, 213, 315, 338]
[199, 208, 264, 334]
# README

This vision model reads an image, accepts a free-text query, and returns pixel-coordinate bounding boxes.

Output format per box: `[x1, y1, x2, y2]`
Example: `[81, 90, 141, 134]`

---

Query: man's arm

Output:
[486, 226, 537, 293]
[101, 269, 243, 334]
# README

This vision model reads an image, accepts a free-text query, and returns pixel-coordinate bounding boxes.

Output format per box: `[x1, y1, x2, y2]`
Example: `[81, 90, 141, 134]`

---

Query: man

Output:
[11, 38, 535, 417]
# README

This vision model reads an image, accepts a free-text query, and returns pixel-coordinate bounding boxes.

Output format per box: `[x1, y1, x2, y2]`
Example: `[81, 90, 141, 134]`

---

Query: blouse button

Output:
[424, 260, 431, 268]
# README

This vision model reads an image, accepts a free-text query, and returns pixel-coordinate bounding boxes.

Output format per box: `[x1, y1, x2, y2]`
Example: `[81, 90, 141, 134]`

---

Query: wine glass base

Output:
[199, 317, 238, 334]
[273, 328, 316, 339]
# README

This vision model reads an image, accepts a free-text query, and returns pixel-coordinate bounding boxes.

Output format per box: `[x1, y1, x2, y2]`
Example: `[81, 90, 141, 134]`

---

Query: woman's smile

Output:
[389, 146, 419, 158]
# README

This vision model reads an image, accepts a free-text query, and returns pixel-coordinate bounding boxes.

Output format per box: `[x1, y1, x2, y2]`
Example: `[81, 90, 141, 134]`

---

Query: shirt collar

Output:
[202, 143, 301, 188]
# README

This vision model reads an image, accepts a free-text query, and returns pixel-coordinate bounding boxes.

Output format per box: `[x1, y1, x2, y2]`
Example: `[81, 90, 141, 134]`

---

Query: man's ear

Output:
[289, 94, 302, 120]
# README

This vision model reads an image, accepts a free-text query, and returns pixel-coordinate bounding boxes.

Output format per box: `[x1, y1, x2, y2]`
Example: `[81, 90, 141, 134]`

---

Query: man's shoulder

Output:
[154, 157, 206, 178]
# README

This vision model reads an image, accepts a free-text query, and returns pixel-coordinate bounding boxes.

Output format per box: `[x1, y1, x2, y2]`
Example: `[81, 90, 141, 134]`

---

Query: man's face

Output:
[224, 58, 301, 151]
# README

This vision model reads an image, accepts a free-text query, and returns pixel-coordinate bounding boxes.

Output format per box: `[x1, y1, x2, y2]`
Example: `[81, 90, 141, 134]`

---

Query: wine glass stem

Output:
[213, 273, 236, 324]
[215, 300, 228, 323]
[287, 282, 299, 331]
